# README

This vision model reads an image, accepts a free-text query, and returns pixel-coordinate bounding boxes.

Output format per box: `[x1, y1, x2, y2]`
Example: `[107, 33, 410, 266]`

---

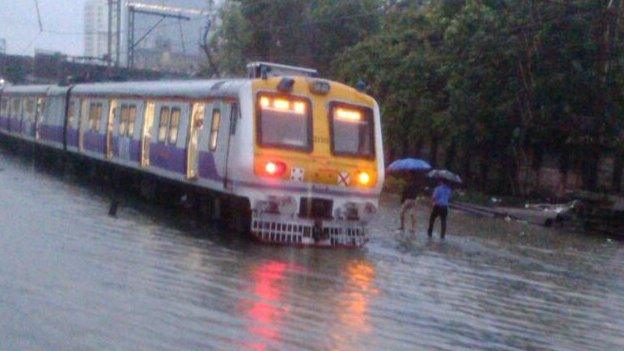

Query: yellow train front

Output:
[237, 69, 384, 247]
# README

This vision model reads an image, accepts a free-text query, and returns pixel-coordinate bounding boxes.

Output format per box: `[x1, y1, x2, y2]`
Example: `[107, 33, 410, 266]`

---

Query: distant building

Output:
[133, 38, 199, 74]
[0, 38, 6, 54]
[83, 0, 116, 63]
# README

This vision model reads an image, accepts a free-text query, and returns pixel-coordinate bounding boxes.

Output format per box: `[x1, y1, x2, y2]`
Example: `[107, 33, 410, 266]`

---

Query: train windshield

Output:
[257, 94, 311, 151]
[330, 103, 375, 158]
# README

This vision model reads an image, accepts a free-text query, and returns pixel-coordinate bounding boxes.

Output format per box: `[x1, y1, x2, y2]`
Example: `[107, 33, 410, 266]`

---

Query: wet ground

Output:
[0, 152, 623, 351]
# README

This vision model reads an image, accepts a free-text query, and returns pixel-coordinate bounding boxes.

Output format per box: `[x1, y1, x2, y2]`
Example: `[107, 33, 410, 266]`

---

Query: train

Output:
[0, 62, 384, 247]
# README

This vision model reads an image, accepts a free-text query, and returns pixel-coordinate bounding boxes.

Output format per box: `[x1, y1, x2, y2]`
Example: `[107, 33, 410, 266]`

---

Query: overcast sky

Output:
[0, 0, 87, 56]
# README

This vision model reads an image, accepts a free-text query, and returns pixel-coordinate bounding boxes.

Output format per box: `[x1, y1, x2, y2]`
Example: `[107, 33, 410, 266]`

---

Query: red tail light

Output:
[265, 161, 286, 177]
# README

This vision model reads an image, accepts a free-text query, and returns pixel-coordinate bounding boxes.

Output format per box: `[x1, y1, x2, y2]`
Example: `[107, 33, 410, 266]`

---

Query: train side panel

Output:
[0, 94, 9, 134]
[38, 88, 70, 150]
[0, 86, 52, 143]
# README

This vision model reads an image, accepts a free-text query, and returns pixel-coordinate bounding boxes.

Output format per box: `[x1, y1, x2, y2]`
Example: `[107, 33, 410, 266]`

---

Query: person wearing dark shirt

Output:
[427, 181, 453, 238]
[399, 179, 422, 232]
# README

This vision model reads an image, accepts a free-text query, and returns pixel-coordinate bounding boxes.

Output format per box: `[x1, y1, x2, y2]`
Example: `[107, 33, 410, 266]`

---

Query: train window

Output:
[25, 98, 34, 115]
[89, 103, 103, 132]
[119, 105, 128, 136]
[97, 104, 103, 132]
[256, 93, 312, 151]
[209, 109, 220, 151]
[12, 99, 20, 118]
[37, 98, 45, 117]
[0, 98, 7, 115]
[158, 106, 171, 142]
[127, 105, 137, 137]
[229, 103, 239, 135]
[26, 99, 35, 122]
[169, 107, 181, 144]
[67, 101, 75, 125]
[329, 103, 375, 159]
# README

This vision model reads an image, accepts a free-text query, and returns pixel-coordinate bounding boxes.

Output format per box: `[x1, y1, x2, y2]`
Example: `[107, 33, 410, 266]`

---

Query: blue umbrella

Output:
[387, 158, 432, 172]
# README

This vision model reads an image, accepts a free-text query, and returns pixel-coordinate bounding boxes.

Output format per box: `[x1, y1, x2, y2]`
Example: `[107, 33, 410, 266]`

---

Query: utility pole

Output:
[127, 6, 135, 69]
[107, 0, 122, 67]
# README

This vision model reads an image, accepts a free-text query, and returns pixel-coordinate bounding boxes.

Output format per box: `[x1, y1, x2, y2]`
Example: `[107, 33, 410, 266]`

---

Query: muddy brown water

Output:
[0, 153, 622, 350]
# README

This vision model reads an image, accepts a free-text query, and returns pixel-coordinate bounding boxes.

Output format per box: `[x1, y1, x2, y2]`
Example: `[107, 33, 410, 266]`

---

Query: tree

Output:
[213, 0, 383, 75]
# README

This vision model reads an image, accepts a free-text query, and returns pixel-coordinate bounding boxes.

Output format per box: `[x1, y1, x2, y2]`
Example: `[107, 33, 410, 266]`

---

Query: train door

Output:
[16, 98, 24, 134]
[26, 97, 35, 138]
[34, 97, 45, 140]
[223, 103, 239, 189]
[106, 99, 118, 159]
[115, 103, 137, 162]
[206, 101, 232, 187]
[141, 101, 155, 167]
[186, 102, 205, 179]
[18, 98, 25, 135]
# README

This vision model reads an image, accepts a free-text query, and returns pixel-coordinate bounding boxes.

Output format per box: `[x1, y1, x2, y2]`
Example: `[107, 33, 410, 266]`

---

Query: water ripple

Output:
[0, 154, 622, 350]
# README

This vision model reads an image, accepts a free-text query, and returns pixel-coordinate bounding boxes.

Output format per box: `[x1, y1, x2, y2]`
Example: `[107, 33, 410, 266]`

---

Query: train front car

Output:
[242, 75, 384, 247]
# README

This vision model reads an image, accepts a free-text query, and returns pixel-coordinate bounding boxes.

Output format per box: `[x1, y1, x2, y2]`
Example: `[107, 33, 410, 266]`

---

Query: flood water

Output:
[0, 152, 622, 351]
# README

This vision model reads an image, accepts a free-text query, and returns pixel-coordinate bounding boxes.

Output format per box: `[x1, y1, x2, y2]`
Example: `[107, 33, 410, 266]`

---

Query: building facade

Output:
[84, 0, 113, 62]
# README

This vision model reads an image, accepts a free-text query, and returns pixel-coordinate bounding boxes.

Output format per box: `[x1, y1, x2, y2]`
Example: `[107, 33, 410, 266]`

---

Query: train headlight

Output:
[335, 108, 362, 122]
[357, 171, 371, 186]
[265, 161, 286, 177]
[260, 97, 270, 108]
[309, 79, 331, 95]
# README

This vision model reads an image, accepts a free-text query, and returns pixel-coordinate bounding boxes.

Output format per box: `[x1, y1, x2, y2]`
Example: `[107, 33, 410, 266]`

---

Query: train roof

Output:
[2, 84, 52, 95]
[71, 79, 249, 98]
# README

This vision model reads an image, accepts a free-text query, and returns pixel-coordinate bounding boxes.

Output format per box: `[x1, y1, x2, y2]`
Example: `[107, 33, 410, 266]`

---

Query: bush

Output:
[453, 190, 491, 205]
[383, 175, 407, 194]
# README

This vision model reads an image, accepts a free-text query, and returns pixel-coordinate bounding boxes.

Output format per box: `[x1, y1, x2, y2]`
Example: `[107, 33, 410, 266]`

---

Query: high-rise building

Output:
[0, 38, 6, 54]
[84, 0, 110, 61]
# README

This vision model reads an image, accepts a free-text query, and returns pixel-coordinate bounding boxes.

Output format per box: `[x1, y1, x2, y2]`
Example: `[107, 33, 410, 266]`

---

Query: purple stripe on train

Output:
[39, 124, 64, 144]
[129, 140, 141, 161]
[111, 136, 141, 162]
[24, 122, 36, 138]
[147, 142, 222, 181]
[8, 117, 23, 134]
[150, 142, 186, 174]
[198, 151, 221, 181]
[0, 116, 7, 131]
[84, 131, 106, 153]
[1, 121, 223, 184]
[67, 128, 79, 148]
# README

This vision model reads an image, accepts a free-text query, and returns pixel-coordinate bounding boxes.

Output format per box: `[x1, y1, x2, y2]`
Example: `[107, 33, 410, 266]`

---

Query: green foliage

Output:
[210, 0, 624, 195]
[382, 175, 407, 194]
[336, 0, 624, 194]
[214, 0, 383, 75]
[453, 190, 491, 206]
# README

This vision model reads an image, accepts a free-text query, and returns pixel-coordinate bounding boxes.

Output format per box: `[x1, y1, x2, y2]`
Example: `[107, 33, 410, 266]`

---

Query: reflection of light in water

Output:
[331, 260, 376, 350]
[343, 261, 375, 331]
[244, 261, 289, 351]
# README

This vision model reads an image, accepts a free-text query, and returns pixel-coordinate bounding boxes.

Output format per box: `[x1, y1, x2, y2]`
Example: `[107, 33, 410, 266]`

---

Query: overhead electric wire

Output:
[33, 0, 43, 32]
[35, 15, 207, 37]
